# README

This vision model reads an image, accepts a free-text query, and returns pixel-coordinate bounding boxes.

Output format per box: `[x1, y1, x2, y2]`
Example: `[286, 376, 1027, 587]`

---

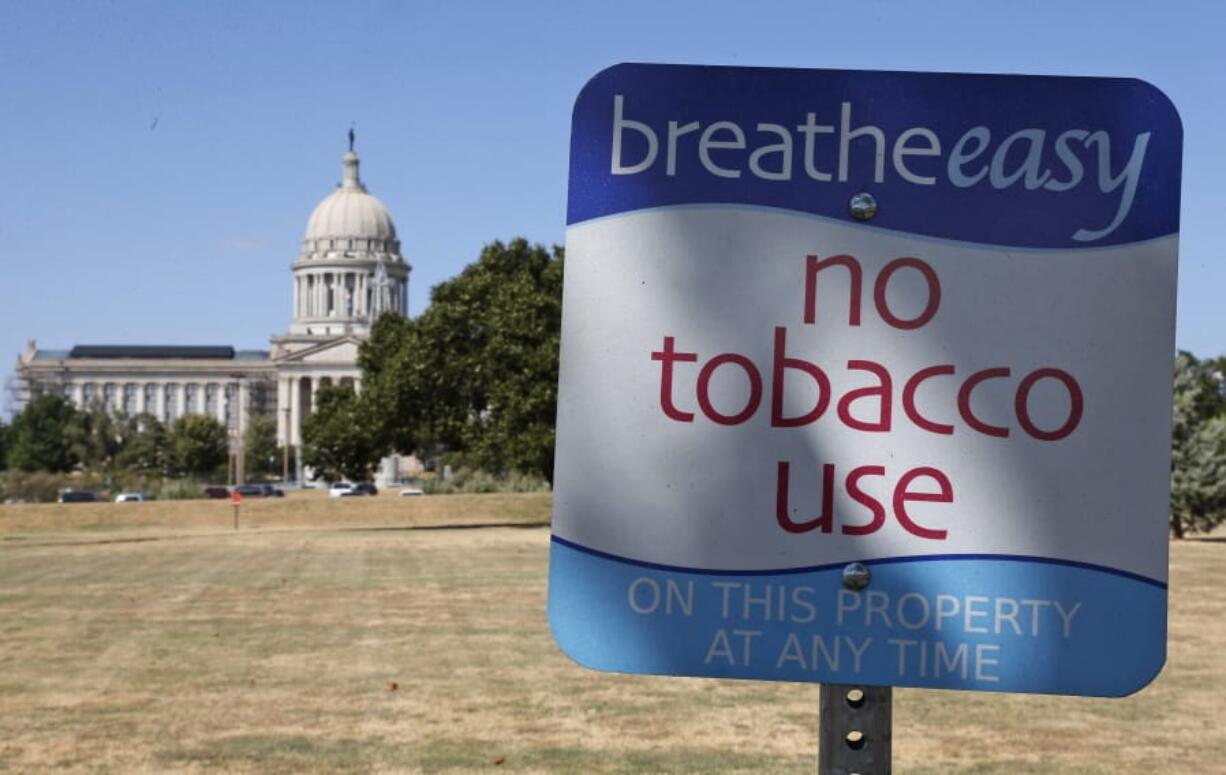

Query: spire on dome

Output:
[341, 150, 363, 190]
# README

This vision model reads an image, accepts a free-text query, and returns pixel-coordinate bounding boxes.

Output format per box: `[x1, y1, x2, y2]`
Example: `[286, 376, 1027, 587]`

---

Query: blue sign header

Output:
[568, 64, 1182, 249]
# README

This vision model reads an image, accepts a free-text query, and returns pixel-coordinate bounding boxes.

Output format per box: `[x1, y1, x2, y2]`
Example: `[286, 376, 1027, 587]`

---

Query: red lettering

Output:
[650, 336, 697, 422]
[873, 257, 941, 330]
[957, 367, 1011, 437]
[902, 365, 955, 435]
[696, 353, 763, 425]
[843, 465, 886, 535]
[1015, 368, 1084, 441]
[893, 467, 952, 540]
[836, 360, 892, 432]
[776, 461, 835, 534]
[771, 326, 831, 427]
[804, 254, 862, 326]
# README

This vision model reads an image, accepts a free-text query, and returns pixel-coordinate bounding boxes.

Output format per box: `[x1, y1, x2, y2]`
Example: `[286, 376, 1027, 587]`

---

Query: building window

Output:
[82, 383, 97, 407]
[143, 383, 158, 416]
[163, 384, 177, 423]
[183, 383, 198, 415]
[102, 383, 116, 410]
[224, 383, 238, 430]
[205, 384, 219, 417]
[123, 383, 138, 415]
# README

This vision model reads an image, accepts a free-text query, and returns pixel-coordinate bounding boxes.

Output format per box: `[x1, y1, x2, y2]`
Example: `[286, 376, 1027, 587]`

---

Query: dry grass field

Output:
[1, 493, 1224, 773]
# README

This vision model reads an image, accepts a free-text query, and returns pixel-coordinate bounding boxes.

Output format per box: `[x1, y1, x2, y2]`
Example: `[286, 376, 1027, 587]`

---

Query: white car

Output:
[114, 492, 147, 503]
[328, 482, 354, 498]
[398, 487, 424, 497]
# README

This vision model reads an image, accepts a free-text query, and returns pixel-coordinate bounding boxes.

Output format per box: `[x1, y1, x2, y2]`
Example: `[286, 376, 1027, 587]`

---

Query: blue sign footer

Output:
[547, 538, 1165, 697]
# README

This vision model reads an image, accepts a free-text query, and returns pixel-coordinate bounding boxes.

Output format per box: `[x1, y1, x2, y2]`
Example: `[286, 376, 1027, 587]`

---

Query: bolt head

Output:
[849, 192, 878, 221]
[842, 562, 871, 590]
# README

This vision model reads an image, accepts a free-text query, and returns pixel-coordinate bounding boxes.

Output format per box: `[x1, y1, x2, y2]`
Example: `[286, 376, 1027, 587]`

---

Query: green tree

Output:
[302, 384, 381, 482]
[1170, 351, 1226, 538]
[168, 414, 228, 479]
[8, 393, 79, 472]
[115, 414, 169, 474]
[243, 414, 281, 479]
[68, 404, 124, 473]
[360, 238, 563, 482]
[0, 419, 10, 470]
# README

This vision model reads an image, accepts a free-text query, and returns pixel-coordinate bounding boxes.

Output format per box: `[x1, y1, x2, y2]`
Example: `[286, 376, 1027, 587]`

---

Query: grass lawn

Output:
[1, 495, 1223, 773]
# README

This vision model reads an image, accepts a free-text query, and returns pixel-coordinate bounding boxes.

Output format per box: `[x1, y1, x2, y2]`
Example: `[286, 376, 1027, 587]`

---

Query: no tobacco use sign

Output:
[548, 64, 1182, 697]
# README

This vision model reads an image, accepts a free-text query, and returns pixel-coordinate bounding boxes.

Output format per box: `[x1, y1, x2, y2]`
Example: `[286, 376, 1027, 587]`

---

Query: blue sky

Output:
[2, 1, 1223, 412]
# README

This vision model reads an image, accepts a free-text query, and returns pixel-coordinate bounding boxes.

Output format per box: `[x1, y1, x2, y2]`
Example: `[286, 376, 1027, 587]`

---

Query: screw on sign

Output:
[549, 64, 1181, 773]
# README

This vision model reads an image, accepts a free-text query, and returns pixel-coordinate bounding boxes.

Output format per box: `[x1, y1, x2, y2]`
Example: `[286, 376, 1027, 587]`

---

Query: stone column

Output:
[215, 383, 227, 425]
[156, 381, 166, 421]
[237, 379, 248, 435]
[72, 381, 85, 409]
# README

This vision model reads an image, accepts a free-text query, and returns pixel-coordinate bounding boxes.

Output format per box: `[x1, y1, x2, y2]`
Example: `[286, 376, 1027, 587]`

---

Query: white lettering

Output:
[797, 112, 835, 181]
[990, 129, 1051, 190]
[698, 121, 745, 179]
[839, 101, 885, 183]
[892, 127, 941, 185]
[975, 643, 1001, 682]
[1073, 131, 1151, 242]
[611, 95, 657, 175]
[750, 123, 794, 181]
[666, 120, 700, 176]
[1053, 600, 1082, 639]
[948, 126, 992, 187]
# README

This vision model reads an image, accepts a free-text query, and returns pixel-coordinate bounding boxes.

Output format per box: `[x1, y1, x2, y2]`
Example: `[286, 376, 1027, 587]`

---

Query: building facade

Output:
[14, 145, 410, 480]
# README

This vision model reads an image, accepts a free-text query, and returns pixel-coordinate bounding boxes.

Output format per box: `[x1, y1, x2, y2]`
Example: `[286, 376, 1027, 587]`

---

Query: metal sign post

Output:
[817, 563, 891, 773]
[231, 491, 241, 531]
[820, 684, 892, 774]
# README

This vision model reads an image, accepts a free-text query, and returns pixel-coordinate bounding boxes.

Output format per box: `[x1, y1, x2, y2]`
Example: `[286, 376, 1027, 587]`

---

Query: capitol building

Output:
[14, 142, 410, 481]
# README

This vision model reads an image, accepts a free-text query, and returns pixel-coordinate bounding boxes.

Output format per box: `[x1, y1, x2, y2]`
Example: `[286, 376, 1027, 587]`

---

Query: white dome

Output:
[303, 151, 397, 244]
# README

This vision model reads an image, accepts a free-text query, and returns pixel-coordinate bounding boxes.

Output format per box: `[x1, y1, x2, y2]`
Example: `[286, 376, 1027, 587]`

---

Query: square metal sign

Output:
[548, 63, 1181, 697]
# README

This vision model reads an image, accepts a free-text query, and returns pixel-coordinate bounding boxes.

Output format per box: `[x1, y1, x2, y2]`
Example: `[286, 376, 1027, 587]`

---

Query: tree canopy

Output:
[167, 414, 228, 479]
[8, 393, 79, 472]
[114, 414, 169, 474]
[1169, 351, 1226, 537]
[243, 414, 281, 478]
[358, 238, 563, 481]
[301, 383, 382, 482]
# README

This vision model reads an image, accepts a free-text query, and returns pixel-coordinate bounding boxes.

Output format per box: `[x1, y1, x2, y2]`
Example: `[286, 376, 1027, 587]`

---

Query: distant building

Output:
[15, 144, 411, 481]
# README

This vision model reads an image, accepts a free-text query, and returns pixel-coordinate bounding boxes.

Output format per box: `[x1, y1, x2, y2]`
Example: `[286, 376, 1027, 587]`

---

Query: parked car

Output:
[398, 487, 424, 497]
[352, 482, 378, 496]
[260, 484, 285, 498]
[114, 492, 148, 503]
[233, 484, 266, 498]
[329, 482, 354, 498]
[203, 486, 230, 499]
[58, 490, 98, 503]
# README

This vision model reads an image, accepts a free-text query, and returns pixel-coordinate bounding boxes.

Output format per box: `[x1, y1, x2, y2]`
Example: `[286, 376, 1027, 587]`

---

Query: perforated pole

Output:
[819, 683, 892, 774]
